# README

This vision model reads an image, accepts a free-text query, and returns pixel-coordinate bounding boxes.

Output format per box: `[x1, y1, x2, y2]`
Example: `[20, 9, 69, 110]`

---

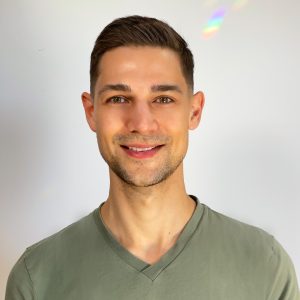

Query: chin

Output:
[111, 162, 179, 188]
[122, 175, 168, 188]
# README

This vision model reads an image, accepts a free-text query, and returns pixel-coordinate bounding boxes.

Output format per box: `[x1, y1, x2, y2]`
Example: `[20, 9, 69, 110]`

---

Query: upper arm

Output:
[266, 238, 300, 300]
[5, 254, 35, 300]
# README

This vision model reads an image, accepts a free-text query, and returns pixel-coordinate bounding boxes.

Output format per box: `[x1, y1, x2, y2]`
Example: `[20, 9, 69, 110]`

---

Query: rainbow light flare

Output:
[202, 8, 227, 38]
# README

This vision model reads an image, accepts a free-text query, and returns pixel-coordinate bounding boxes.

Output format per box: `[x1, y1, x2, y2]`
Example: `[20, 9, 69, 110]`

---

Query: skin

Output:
[82, 46, 205, 264]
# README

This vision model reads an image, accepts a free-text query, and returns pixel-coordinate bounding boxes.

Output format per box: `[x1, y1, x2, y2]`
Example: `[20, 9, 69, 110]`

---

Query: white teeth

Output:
[128, 146, 156, 152]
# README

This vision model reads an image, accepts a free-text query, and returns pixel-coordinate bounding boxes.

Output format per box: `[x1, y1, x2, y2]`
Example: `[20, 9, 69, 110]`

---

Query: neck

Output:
[100, 165, 196, 264]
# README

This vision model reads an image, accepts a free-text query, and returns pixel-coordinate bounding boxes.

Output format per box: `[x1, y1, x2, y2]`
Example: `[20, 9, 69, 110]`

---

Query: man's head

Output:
[82, 16, 204, 188]
[89, 15, 194, 97]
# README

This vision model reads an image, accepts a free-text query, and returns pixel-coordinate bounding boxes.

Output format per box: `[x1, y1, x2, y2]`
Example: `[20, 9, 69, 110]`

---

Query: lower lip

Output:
[121, 145, 164, 159]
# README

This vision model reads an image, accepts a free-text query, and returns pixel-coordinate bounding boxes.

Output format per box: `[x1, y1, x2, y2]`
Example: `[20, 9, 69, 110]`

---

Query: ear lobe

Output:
[189, 91, 205, 130]
[81, 92, 97, 132]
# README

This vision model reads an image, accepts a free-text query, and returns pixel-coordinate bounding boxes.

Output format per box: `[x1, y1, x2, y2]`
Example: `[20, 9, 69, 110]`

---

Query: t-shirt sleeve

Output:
[5, 252, 35, 300]
[267, 237, 300, 300]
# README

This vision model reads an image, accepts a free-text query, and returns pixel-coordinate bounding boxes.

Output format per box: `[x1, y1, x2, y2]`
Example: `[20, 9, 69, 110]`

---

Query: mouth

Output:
[120, 144, 165, 159]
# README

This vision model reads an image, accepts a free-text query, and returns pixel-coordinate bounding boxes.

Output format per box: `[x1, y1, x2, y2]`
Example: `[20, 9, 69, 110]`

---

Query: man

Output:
[6, 15, 299, 299]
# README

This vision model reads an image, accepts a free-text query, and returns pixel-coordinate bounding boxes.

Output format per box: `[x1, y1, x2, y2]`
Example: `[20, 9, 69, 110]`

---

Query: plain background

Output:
[1, 0, 299, 297]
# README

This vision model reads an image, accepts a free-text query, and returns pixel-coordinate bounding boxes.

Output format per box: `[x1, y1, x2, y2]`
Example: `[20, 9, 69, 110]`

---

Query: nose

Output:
[125, 101, 159, 134]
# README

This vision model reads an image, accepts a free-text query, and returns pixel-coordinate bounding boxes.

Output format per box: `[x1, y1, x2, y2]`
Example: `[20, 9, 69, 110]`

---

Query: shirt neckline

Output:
[93, 195, 203, 281]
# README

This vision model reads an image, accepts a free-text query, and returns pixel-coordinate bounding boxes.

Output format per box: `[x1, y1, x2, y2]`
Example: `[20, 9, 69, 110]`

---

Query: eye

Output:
[155, 96, 174, 104]
[107, 96, 128, 104]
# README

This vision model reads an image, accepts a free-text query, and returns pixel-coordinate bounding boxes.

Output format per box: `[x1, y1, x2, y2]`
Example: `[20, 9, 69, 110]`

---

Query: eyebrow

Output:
[97, 83, 183, 96]
[98, 84, 131, 95]
[151, 84, 183, 94]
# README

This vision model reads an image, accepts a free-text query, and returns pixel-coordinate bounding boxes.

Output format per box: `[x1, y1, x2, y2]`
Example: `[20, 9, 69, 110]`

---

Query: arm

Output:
[267, 238, 300, 300]
[5, 253, 35, 300]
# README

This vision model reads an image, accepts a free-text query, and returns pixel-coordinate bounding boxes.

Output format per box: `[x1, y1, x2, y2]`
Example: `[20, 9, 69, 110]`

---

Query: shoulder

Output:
[203, 204, 274, 246]
[5, 209, 100, 299]
[199, 203, 300, 298]
[201, 204, 276, 252]
[8, 209, 99, 280]
[25, 209, 97, 257]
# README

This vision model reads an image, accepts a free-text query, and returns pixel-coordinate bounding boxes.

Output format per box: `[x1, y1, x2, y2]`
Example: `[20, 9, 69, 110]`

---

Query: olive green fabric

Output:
[6, 196, 300, 299]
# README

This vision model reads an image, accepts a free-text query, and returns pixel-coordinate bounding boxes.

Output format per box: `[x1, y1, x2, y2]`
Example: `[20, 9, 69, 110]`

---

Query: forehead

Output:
[95, 46, 187, 91]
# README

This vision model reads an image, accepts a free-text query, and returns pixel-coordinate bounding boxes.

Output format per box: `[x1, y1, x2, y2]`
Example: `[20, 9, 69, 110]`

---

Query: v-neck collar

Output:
[93, 195, 203, 281]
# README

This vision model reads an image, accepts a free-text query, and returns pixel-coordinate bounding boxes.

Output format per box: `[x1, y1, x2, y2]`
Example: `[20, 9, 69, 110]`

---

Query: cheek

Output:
[163, 108, 190, 132]
[164, 114, 189, 150]
[94, 111, 123, 153]
[96, 110, 122, 134]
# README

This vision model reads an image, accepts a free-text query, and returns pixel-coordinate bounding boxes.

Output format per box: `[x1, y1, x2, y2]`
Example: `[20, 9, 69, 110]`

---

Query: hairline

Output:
[91, 45, 193, 99]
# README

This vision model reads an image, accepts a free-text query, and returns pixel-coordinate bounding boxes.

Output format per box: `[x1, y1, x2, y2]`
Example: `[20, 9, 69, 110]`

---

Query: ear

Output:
[81, 92, 96, 132]
[189, 91, 205, 130]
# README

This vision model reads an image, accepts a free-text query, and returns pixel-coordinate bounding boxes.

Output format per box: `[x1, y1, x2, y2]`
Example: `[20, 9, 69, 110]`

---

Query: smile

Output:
[120, 145, 164, 159]
[127, 146, 156, 152]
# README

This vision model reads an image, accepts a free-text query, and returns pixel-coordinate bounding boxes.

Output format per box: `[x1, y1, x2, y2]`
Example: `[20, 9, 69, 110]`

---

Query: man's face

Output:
[82, 46, 204, 187]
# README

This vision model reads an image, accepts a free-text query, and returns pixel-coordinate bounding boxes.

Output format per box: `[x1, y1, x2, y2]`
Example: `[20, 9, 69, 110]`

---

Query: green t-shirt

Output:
[5, 196, 300, 299]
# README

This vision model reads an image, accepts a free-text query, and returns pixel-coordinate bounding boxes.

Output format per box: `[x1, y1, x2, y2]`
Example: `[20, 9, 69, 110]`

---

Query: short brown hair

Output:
[90, 15, 194, 96]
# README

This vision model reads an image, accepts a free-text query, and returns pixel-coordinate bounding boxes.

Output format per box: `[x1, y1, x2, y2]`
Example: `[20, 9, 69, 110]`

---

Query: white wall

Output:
[1, 0, 299, 297]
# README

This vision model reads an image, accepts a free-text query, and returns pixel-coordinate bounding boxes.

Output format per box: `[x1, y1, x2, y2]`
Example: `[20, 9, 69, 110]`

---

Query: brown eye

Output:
[108, 96, 127, 104]
[155, 97, 174, 104]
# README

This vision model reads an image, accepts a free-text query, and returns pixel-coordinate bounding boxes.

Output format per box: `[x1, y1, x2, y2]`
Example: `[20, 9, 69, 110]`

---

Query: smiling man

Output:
[6, 15, 299, 300]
